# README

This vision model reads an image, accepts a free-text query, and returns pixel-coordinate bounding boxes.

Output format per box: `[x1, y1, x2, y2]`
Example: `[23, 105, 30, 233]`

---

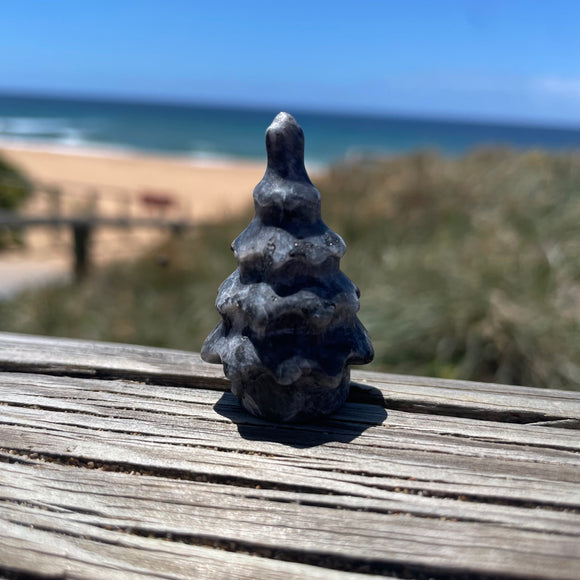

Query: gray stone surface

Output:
[201, 112, 373, 422]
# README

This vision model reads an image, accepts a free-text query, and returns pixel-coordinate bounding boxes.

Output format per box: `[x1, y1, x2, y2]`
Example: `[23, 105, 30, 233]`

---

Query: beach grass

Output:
[1, 148, 579, 390]
[0, 151, 33, 248]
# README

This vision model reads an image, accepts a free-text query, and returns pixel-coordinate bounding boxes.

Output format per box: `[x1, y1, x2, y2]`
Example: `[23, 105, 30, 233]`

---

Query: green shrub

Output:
[0, 153, 32, 210]
[0, 153, 33, 248]
[318, 149, 580, 389]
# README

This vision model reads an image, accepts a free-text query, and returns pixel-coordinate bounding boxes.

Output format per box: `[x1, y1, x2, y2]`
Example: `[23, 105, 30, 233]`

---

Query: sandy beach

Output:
[1, 145, 265, 220]
[0, 144, 265, 296]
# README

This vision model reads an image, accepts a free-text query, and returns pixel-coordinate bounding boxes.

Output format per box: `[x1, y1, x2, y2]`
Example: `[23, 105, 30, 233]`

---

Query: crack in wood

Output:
[0, 568, 53, 580]
[92, 524, 534, 580]
[1, 516, 528, 580]
[363, 396, 570, 426]
[530, 419, 580, 429]
[0, 449, 343, 497]
[299, 463, 580, 514]
[3, 448, 578, 518]
[0, 362, 229, 391]
[0, 498, 102, 517]
[436, 431, 580, 454]
[0, 400, 111, 418]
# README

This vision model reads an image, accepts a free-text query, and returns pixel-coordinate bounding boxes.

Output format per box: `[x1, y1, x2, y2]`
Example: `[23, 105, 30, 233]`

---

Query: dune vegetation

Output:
[1, 148, 579, 390]
[0, 152, 33, 248]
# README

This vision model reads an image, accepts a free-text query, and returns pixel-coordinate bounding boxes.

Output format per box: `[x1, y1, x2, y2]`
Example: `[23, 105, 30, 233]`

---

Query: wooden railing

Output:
[0, 332, 579, 579]
[0, 179, 194, 280]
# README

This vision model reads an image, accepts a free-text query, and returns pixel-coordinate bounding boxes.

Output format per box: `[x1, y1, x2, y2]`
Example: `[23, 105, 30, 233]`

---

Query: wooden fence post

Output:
[72, 223, 92, 282]
[47, 185, 63, 241]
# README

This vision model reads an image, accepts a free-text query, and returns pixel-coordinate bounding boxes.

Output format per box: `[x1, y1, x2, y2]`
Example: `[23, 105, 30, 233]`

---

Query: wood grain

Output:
[1, 515, 378, 580]
[0, 332, 579, 579]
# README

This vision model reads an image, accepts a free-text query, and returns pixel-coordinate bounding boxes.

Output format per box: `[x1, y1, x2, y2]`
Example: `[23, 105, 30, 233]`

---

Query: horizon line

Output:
[2, 87, 580, 134]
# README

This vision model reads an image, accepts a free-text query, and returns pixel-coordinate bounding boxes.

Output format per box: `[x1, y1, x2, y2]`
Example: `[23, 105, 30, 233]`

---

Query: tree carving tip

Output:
[268, 112, 297, 130]
[265, 112, 306, 176]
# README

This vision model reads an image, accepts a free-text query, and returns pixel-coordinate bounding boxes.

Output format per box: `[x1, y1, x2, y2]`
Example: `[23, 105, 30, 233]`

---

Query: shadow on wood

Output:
[213, 387, 388, 448]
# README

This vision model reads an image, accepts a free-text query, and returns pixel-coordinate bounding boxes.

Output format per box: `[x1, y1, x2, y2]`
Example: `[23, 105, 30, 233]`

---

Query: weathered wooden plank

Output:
[353, 371, 580, 423]
[2, 371, 579, 452]
[1, 375, 580, 511]
[1, 332, 579, 579]
[2, 454, 579, 538]
[1, 332, 579, 422]
[0, 515, 379, 580]
[2, 390, 579, 490]
[3, 421, 580, 514]
[1, 462, 579, 580]
[0, 331, 226, 388]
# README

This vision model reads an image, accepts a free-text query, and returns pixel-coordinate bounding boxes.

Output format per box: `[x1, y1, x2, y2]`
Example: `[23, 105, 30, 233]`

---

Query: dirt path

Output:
[0, 254, 70, 299]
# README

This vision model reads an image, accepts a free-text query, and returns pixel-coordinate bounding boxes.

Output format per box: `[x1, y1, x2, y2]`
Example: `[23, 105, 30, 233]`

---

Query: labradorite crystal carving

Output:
[201, 112, 373, 422]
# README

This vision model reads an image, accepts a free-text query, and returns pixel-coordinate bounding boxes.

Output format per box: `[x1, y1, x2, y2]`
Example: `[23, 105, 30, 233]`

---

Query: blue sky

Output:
[2, 0, 579, 125]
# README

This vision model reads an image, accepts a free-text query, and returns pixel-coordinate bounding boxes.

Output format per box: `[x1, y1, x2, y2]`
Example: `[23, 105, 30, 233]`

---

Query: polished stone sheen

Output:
[201, 112, 373, 422]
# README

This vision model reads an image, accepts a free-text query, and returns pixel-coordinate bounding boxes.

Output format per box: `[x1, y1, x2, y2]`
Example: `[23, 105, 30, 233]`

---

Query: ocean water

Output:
[1, 93, 580, 166]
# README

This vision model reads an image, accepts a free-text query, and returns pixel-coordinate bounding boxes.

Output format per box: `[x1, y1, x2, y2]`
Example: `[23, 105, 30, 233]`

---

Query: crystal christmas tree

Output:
[201, 112, 373, 422]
